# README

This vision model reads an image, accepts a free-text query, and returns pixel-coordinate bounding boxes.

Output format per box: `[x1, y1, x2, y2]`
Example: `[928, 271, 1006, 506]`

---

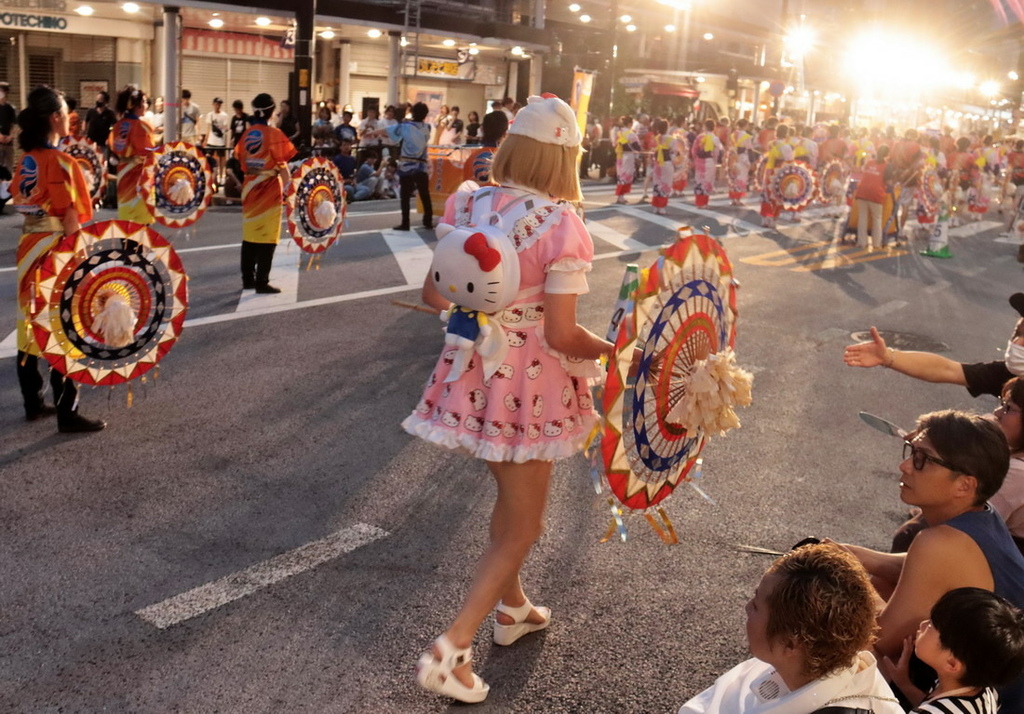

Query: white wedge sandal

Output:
[492, 599, 551, 646]
[415, 634, 490, 704]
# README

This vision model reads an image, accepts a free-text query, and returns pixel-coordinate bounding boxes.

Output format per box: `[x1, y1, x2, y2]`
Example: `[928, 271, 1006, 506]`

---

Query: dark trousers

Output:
[398, 171, 432, 228]
[240, 240, 277, 288]
[17, 350, 77, 419]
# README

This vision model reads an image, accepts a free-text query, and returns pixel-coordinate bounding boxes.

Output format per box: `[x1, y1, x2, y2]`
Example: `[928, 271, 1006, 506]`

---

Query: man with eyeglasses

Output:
[833, 410, 1024, 710]
[843, 292, 1024, 399]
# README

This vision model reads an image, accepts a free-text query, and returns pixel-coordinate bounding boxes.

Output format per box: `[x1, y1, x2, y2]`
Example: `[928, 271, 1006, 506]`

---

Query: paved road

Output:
[0, 184, 1018, 712]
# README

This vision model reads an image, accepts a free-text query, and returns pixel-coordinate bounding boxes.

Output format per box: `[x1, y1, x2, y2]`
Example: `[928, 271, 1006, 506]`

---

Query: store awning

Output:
[648, 81, 700, 99]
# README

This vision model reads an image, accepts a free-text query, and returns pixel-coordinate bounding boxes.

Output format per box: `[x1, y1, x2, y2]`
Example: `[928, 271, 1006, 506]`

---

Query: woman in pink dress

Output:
[403, 94, 613, 704]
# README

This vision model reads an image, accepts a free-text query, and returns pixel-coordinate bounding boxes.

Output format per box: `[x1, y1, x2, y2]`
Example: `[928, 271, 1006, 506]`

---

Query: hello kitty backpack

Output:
[430, 184, 557, 382]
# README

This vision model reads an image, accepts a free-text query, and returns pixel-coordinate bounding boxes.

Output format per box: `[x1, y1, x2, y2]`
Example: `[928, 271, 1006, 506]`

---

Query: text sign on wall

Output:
[0, 12, 65, 28]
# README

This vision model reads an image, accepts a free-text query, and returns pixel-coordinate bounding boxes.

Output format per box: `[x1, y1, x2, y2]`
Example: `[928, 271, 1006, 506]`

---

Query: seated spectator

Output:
[844, 292, 1024, 398]
[836, 410, 1024, 710]
[222, 157, 244, 203]
[352, 151, 380, 201]
[679, 544, 902, 713]
[331, 139, 357, 201]
[882, 588, 1024, 713]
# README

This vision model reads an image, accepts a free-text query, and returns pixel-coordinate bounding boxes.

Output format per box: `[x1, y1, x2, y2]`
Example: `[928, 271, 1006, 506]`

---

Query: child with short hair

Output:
[882, 587, 1024, 713]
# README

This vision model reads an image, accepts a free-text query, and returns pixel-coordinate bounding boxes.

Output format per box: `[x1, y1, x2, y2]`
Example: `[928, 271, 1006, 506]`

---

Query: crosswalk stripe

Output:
[381, 229, 434, 286]
[585, 218, 650, 251]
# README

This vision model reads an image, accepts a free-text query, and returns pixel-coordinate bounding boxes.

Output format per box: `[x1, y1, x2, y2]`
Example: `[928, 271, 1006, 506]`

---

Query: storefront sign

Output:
[183, 28, 293, 60]
[0, 12, 65, 29]
[404, 55, 476, 81]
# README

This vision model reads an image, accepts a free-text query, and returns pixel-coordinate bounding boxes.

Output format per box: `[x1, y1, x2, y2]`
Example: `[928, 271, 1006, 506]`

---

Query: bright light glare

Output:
[319, 29, 335, 39]
[122, 2, 139, 12]
[702, 32, 714, 40]
[468, 47, 479, 55]
[568, 2, 580, 10]
[208, 17, 224, 28]
[442, 39, 456, 46]
[75, 5, 93, 15]
[255, 16, 271, 26]
[367, 29, 382, 38]
[785, 26, 815, 58]
[626, 23, 637, 31]
[980, 80, 999, 96]
[511, 46, 524, 55]
[844, 32, 955, 97]
[620, 14, 631, 22]
[579, 13, 591, 22]
[1009, 71, 1019, 81]
[664, 24, 676, 32]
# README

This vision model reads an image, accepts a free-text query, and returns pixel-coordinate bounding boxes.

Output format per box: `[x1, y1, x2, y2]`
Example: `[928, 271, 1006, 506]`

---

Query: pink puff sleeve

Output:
[538, 208, 594, 295]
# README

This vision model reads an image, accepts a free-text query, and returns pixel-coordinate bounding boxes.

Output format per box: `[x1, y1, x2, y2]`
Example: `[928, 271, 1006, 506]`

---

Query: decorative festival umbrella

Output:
[286, 157, 347, 266]
[29, 220, 188, 397]
[596, 228, 750, 543]
[750, 154, 769, 193]
[61, 136, 105, 205]
[148, 141, 214, 229]
[817, 159, 848, 203]
[770, 162, 817, 212]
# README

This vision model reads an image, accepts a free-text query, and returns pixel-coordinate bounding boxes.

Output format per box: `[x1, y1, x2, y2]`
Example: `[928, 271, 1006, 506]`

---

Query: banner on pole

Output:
[570, 68, 596, 137]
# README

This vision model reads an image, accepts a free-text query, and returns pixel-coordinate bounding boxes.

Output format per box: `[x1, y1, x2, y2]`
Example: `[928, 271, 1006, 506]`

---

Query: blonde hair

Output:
[490, 134, 582, 202]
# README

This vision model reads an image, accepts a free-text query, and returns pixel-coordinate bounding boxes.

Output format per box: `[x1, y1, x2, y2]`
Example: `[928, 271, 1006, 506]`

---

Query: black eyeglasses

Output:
[997, 398, 1021, 415]
[903, 441, 963, 473]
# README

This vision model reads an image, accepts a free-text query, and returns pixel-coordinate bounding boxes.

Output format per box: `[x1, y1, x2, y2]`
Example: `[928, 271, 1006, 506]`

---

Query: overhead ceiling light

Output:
[319, 29, 335, 39]
[1010, 70, 1020, 81]
[442, 39, 456, 47]
[626, 23, 637, 31]
[468, 47, 479, 55]
[696, 75, 706, 82]
[664, 24, 676, 32]
[208, 17, 224, 28]
[75, 5, 94, 15]
[511, 45, 524, 55]
[702, 32, 714, 40]
[620, 14, 632, 22]
[122, 2, 139, 12]
[367, 29, 382, 38]
[400, 36, 408, 46]
[579, 13, 591, 22]
[569, 2, 580, 10]
[255, 16, 272, 26]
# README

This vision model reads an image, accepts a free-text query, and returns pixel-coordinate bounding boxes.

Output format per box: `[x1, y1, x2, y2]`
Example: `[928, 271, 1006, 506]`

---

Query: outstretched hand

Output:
[879, 634, 923, 706]
[843, 326, 888, 368]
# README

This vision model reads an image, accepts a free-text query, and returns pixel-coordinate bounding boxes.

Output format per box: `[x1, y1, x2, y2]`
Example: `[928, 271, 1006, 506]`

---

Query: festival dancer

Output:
[727, 118, 753, 206]
[108, 85, 154, 224]
[13, 86, 105, 433]
[649, 118, 673, 215]
[691, 118, 722, 208]
[613, 114, 640, 204]
[947, 137, 977, 225]
[670, 117, 689, 197]
[234, 93, 296, 294]
[406, 94, 614, 704]
[760, 124, 794, 228]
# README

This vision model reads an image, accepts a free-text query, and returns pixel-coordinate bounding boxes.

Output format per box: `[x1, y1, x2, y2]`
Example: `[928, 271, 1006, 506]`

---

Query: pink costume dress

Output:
[691, 131, 722, 207]
[402, 186, 602, 463]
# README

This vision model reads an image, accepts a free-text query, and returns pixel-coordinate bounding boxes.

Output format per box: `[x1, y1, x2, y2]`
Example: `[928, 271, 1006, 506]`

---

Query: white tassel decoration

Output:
[313, 198, 338, 229]
[92, 290, 135, 347]
[168, 178, 195, 205]
[666, 347, 753, 437]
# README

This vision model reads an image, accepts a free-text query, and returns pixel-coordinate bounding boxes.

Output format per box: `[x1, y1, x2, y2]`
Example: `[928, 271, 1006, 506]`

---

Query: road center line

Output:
[135, 522, 389, 629]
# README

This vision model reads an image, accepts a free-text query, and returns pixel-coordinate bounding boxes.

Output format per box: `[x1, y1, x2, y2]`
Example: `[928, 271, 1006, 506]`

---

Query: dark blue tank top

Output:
[946, 506, 1024, 710]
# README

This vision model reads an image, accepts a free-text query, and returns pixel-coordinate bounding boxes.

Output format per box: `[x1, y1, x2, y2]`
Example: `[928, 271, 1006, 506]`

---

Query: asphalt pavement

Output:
[0, 181, 1019, 712]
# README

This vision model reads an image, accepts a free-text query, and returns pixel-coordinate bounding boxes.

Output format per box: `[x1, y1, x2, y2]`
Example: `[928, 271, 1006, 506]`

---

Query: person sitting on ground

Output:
[844, 292, 1024, 398]
[330, 139, 357, 202]
[881, 588, 1024, 714]
[834, 410, 1024, 710]
[679, 543, 902, 713]
[352, 152, 381, 201]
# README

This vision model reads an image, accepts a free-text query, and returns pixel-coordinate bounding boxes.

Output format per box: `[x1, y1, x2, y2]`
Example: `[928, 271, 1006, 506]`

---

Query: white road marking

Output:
[236, 242, 301, 310]
[585, 218, 649, 252]
[135, 523, 389, 629]
[923, 280, 951, 295]
[949, 220, 1001, 238]
[381, 229, 434, 286]
[871, 300, 908, 316]
[0, 328, 17, 360]
[631, 203, 768, 235]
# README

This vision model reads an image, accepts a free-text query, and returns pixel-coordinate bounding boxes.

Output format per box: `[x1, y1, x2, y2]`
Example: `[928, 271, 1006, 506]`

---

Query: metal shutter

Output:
[226, 58, 291, 108]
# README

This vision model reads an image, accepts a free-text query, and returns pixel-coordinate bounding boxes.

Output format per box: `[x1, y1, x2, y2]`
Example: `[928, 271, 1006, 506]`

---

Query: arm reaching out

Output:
[843, 326, 967, 386]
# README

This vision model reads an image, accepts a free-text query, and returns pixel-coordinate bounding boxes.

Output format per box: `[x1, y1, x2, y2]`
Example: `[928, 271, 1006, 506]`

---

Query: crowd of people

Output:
[586, 112, 1024, 246]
